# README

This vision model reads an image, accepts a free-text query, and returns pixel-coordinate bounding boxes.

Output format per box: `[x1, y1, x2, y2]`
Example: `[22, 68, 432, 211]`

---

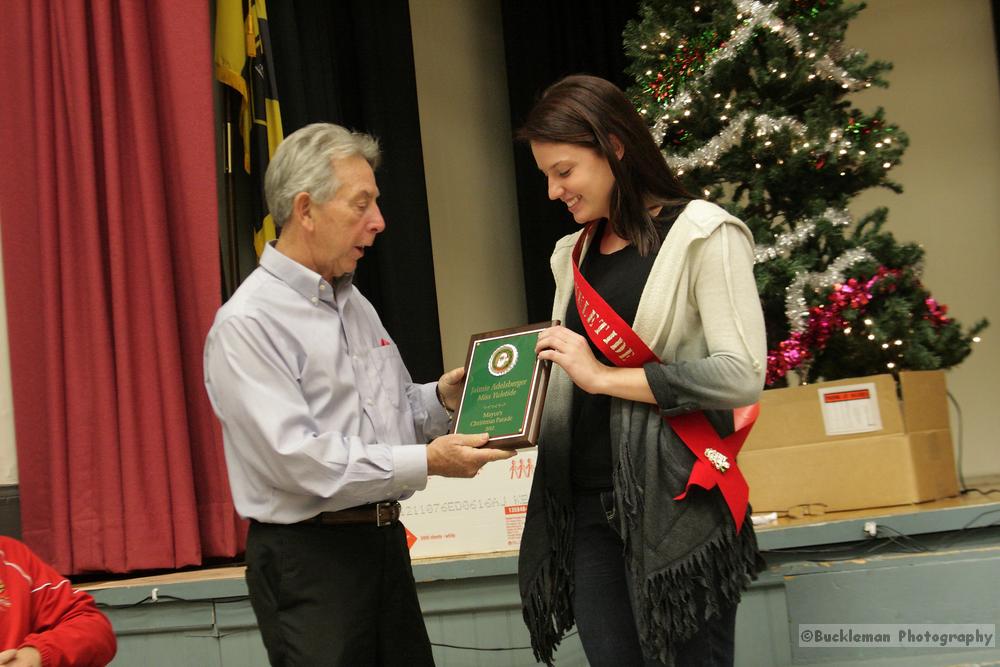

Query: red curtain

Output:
[0, 1, 244, 573]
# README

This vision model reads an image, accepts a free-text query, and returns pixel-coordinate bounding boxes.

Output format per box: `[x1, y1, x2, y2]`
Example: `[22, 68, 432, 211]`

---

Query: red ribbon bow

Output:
[671, 404, 758, 533]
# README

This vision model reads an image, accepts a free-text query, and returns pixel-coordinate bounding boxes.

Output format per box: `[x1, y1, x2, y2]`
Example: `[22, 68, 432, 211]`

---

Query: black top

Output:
[564, 218, 664, 492]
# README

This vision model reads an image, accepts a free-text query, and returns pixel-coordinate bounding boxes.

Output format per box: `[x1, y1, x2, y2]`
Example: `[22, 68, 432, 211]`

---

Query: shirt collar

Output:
[259, 243, 343, 306]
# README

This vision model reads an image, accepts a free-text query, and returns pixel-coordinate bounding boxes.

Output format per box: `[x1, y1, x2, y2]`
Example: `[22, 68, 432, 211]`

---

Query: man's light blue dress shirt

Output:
[204, 244, 450, 524]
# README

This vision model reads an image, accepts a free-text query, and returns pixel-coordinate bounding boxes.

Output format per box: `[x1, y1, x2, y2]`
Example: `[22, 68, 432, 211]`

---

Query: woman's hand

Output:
[536, 325, 658, 404]
[536, 326, 608, 394]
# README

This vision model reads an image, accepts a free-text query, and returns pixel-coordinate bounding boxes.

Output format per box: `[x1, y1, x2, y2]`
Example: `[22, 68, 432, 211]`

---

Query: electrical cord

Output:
[95, 592, 572, 653]
[962, 487, 1000, 498]
[874, 524, 929, 553]
[956, 508, 1000, 531]
[96, 593, 250, 610]
[928, 508, 1000, 552]
[947, 390, 968, 492]
[430, 631, 578, 652]
[762, 538, 894, 561]
[763, 508, 1000, 563]
[943, 392, 1000, 500]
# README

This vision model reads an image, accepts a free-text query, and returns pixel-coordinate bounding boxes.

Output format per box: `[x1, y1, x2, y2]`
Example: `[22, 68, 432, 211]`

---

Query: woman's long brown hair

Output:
[517, 75, 694, 255]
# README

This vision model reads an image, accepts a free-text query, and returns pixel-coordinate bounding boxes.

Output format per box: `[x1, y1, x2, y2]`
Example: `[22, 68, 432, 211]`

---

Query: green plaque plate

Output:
[451, 321, 557, 449]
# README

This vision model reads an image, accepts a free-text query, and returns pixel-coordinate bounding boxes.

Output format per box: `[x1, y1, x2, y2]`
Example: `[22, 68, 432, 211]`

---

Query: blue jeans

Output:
[572, 492, 737, 666]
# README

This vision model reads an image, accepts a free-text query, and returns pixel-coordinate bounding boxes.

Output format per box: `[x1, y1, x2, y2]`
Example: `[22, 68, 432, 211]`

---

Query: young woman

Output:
[516, 75, 767, 666]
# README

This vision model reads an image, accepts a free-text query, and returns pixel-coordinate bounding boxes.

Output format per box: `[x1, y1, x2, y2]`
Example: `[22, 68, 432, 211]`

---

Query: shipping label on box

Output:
[400, 449, 536, 559]
[817, 382, 882, 436]
[745, 373, 904, 450]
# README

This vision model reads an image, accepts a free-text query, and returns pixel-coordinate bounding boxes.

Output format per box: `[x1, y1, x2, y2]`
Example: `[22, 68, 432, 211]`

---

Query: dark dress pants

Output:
[572, 492, 737, 667]
[245, 519, 435, 667]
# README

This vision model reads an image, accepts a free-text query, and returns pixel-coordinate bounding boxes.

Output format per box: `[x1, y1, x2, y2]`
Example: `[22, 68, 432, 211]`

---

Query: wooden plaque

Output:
[450, 321, 557, 449]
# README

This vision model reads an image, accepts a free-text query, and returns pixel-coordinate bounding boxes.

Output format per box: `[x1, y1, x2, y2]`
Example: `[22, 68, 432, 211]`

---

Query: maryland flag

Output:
[215, 0, 284, 257]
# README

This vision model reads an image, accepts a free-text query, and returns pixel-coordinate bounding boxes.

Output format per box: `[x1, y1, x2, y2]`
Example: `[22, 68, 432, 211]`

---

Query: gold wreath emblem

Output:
[488, 344, 518, 377]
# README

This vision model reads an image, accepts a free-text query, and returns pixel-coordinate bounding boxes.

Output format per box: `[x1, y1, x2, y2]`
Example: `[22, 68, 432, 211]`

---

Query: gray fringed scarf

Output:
[518, 395, 763, 666]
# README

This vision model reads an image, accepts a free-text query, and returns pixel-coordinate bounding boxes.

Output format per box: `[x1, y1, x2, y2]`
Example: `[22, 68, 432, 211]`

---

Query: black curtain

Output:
[267, 0, 442, 382]
[994, 1, 1000, 88]
[500, 0, 639, 323]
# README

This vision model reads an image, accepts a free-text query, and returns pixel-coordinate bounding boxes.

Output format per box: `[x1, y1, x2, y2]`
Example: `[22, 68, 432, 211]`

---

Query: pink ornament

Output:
[766, 264, 905, 385]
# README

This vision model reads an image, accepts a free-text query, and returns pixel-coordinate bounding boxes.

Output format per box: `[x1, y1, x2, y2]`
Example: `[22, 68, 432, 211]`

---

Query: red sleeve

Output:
[4, 540, 116, 667]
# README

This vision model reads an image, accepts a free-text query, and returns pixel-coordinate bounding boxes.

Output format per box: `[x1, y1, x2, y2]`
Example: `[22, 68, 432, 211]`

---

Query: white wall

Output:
[847, 0, 1000, 478]
[409, 0, 527, 371]
[0, 223, 18, 485]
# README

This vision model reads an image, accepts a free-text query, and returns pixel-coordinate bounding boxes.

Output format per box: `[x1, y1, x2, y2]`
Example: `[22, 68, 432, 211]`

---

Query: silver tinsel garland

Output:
[648, 0, 866, 131]
[658, 110, 882, 172]
[652, 0, 871, 143]
[785, 247, 875, 333]
[754, 208, 851, 263]
[662, 112, 807, 169]
[649, 1, 881, 171]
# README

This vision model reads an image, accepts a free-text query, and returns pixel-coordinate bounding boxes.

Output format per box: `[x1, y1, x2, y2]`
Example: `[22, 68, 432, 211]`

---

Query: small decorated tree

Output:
[623, 0, 987, 385]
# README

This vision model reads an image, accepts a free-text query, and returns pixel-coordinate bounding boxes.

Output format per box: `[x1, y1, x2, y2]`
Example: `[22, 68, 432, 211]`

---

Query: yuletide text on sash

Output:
[574, 287, 636, 363]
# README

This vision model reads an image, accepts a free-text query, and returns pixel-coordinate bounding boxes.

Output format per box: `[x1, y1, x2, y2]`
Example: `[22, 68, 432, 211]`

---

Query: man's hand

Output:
[0, 647, 42, 667]
[427, 432, 514, 477]
[436, 366, 465, 412]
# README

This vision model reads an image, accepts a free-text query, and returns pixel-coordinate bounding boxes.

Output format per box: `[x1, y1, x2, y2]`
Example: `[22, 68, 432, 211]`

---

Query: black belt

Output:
[298, 501, 401, 527]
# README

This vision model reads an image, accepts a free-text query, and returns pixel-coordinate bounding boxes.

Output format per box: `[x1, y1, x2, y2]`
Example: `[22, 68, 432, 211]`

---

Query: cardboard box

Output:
[400, 449, 536, 559]
[740, 371, 959, 515]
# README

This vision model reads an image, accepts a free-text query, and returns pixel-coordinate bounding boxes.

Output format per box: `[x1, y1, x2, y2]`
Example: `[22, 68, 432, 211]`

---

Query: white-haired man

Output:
[204, 123, 513, 666]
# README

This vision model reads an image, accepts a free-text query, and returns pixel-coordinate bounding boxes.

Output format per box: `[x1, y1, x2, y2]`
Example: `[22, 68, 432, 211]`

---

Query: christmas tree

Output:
[623, 0, 987, 386]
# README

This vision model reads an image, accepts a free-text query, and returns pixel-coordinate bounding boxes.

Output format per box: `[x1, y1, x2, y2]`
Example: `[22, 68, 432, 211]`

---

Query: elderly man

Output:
[204, 123, 512, 666]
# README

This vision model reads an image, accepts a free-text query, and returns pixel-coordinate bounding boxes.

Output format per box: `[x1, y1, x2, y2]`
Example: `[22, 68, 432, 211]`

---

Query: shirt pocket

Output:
[365, 343, 407, 410]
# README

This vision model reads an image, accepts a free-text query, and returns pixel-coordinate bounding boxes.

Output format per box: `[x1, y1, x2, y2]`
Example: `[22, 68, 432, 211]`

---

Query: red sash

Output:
[571, 223, 756, 533]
